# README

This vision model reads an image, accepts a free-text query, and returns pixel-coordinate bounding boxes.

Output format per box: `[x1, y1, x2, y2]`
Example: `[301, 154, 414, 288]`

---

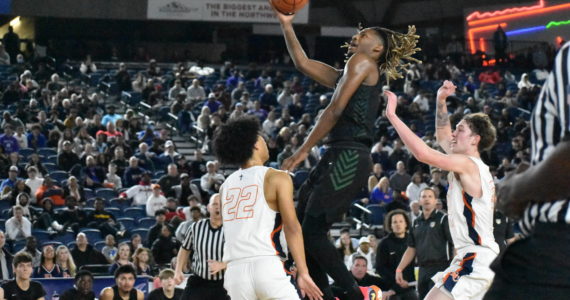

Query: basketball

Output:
[270, 0, 309, 15]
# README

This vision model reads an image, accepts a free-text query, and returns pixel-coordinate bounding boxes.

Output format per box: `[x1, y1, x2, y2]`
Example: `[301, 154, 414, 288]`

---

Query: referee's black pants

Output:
[182, 275, 229, 300]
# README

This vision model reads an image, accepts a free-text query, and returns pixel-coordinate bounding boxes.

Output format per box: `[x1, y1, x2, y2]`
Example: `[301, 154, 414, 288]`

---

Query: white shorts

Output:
[224, 256, 300, 300]
[432, 247, 497, 300]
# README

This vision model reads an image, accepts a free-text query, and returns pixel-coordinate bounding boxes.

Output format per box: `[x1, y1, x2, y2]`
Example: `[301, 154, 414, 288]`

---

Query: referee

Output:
[485, 41, 570, 299]
[174, 193, 229, 300]
[396, 187, 453, 300]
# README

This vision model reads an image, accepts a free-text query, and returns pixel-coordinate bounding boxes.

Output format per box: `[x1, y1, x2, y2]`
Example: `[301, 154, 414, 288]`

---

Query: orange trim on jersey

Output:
[462, 192, 476, 227]
[442, 253, 477, 283]
[270, 223, 283, 255]
[222, 184, 259, 222]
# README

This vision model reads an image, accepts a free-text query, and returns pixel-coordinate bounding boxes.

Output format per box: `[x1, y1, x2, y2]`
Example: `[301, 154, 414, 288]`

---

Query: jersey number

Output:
[223, 185, 258, 221]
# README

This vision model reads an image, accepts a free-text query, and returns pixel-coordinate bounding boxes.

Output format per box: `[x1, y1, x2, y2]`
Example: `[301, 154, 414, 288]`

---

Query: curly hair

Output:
[213, 116, 260, 166]
[342, 25, 421, 83]
[462, 113, 497, 152]
[383, 208, 411, 234]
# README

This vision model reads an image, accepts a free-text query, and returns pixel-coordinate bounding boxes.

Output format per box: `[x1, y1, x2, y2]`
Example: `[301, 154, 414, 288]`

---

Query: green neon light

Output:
[546, 19, 570, 29]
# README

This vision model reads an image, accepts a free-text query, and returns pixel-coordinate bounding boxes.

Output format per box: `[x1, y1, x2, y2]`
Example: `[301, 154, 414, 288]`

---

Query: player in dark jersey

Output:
[273, 2, 420, 299]
[0, 252, 46, 300]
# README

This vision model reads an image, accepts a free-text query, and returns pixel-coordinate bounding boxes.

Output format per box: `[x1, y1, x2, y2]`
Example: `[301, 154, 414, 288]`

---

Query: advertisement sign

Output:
[148, 0, 309, 23]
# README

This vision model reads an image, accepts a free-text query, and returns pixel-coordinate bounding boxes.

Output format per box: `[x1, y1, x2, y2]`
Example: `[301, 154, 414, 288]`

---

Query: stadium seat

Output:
[84, 188, 95, 200]
[43, 162, 58, 173]
[38, 148, 58, 157]
[49, 170, 69, 185]
[124, 207, 146, 219]
[12, 240, 27, 252]
[94, 240, 106, 251]
[42, 241, 63, 248]
[106, 207, 122, 218]
[80, 264, 112, 276]
[86, 197, 97, 208]
[32, 230, 51, 244]
[117, 217, 136, 230]
[137, 217, 155, 228]
[81, 228, 102, 242]
[131, 228, 149, 239]
[0, 200, 12, 212]
[67, 241, 76, 249]
[59, 231, 76, 245]
[366, 205, 387, 225]
[110, 198, 130, 210]
[19, 148, 35, 158]
[95, 188, 118, 201]
[45, 155, 58, 165]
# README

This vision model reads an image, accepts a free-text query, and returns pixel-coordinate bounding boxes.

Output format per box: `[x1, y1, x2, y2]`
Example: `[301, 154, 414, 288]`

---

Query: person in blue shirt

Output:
[203, 93, 222, 114]
[0, 125, 19, 154]
[26, 125, 47, 150]
[370, 177, 394, 205]
[0, 166, 20, 191]
[101, 105, 123, 126]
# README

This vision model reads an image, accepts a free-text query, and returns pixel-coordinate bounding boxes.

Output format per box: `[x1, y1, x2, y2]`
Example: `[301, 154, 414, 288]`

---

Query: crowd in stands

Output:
[0, 29, 561, 298]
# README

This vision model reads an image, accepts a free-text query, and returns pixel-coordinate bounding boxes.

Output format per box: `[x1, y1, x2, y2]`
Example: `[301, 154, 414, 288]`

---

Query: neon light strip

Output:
[546, 19, 570, 29]
[468, 3, 570, 26]
[468, 23, 507, 54]
[466, 0, 544, 21]
[479, 38, 486, 52]
[505, 25, 546, 36]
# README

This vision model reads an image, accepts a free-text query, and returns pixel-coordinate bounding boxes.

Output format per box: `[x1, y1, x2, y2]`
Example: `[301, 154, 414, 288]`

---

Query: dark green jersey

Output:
[326, 79, 382, 147]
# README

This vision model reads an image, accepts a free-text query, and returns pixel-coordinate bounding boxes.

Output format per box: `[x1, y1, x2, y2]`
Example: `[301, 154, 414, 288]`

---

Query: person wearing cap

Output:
[158, 164, 180, 197]
[120, 171, 153, 206]
[146, 184, 167, 217]
[203, 92, 222, 114]
[229, 101, 246, 120]
[350, 237, 375, 273]
[159, 140, 180, 167]
[101, 105, 123, 127]
[0, 165, 21, 191]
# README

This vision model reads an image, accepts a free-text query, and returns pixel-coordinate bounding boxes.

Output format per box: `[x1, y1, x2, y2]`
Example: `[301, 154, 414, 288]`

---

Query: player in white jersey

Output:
[384, 80, 499, 300]
[212, 116, 322, 300]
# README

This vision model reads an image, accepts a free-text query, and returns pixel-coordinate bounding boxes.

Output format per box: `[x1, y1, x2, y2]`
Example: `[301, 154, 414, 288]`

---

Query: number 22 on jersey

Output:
[223, 185, 259, 221]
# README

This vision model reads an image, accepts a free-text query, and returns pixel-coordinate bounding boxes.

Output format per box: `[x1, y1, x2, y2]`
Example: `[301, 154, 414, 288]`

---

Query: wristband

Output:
[396, 268, 403, 273]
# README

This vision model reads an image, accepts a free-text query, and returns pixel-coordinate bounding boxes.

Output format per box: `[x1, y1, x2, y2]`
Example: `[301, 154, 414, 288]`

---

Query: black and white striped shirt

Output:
[520, 41, 570, 236]
[182, 218, 225, 280]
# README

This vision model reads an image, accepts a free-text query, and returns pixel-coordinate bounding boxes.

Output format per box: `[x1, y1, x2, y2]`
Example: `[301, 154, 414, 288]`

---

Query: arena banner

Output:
[36, 276, 150, 300]
[147, 0, 309, 23]
[0, 0, 11, 14]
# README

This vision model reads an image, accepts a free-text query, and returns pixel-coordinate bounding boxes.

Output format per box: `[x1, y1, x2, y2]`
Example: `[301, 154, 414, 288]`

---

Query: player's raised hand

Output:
[384, 90, 398, 119]
[297, 273, 323, 300]
[269, 0, 295, 24]
[281, 150, 308, 173]
[436, 80, 457, 101]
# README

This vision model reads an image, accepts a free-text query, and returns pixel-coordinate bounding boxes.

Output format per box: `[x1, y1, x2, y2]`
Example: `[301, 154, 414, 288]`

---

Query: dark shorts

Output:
[297, 143, 371, 223]
[484, 222, 570, 299]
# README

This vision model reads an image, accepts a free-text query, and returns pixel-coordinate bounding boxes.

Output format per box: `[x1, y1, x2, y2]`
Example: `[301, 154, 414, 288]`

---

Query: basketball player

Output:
[385, 80, 499, 300]
[272, 2, 419, 299]
[212, 116, 322, 300]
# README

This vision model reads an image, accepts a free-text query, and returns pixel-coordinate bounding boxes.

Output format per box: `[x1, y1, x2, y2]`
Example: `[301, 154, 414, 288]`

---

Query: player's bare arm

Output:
[265, 169, 323, 300]
[435, 80, 456, 154]
[272, 1, 340, 88]
[384, 90, 482, 198]
[498, 140, 570, 218]
[281, 53, 377, 172]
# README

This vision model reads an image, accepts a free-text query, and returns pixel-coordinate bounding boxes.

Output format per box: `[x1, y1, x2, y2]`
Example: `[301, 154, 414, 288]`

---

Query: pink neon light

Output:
[466, 0, 544, 21]
[468, 23, 507, 54]
[468, 3, 570, 26]
[479, 38, 486, 52]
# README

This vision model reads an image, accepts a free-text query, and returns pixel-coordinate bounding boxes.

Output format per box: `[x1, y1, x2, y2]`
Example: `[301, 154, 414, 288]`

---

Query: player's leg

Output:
[424, 287, 453, 300]
[253, 256, 301, 300]
[223, 262, 256, 300]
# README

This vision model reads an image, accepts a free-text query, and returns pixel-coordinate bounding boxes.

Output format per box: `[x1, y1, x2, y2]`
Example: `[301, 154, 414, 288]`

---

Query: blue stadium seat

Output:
[32, 230, 51, 244]
[59, 231, 76, 245]
[45, 155, 58, 165]
[67, 241, 76, 249]
[124, 207, 146, 219]
[117, 217, 136, 230]
[84, 188, 95, 200]
[137, 217, 155, 228]
[42, 241, 63, 248]
[0, 200, 12, 212]
[86, 197, 97, 208]
[131, 228, 149, 240]
[110, 198, 130, 210]
[94, 241, 106, 252]
[366, 205, 387, 225]
[49, 170, 69, 185]
[38, 148, 57, 157]
[95, 188, 118, 201]
[81, 228, 102, 242]
[19, 148, 35, 158]
[43, 163, 58, 173]
[12, 240, 27, 252]
[106, 207, 122, 218]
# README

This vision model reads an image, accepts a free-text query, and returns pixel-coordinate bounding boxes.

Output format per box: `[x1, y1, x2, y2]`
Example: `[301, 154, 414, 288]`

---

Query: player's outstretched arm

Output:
[435, 80, 456, 154]
[281, 53, 375, 172]
[384, 90, 474, 175]
[271, 0, 340, 88]
[271, 170, 323, 300]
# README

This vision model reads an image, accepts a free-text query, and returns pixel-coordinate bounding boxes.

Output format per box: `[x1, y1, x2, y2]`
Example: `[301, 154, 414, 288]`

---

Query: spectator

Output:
[55, 245, 76, 278]
[102, 234, 118, 263]
[99, 264, 144, 300]
[9, 192, 33, 220]
[0, 252, 46, 300]
[147, 209, 167, 247]
[412, 91, 430, 112]
[104, 162, 122, 190]
[14, 126, 27, 149]
[63, 176, 86, 205]
[120, 171, 153, 206]
[259, 84, 278, 111]
[168, 79, 184, 101]
[146, 184, 167, 217]
[58, 140, 80, 173]
[390, 161, 412, 193]
[159, 140, 179, 167]
[370, 177, 394, 205]
[493, 209, 516, 253]
[60, 270, 96, 300]
[35, 176, 65, 206]
[5, 206, 31, 241]
[350, 237, 374, 273]
[24, 153, 47, 177]
[123, 157, 147, 188]
[247, 100, 268, 122]
[337, 230, 357, 269]
[149, 268, 184, 300]
[368, 163, 386, 192]
[134, 143, 155, 172]
[115, 63, 132, 93]
[33, 244, 63, 278]
[101, 105, 123, 127]
[204, 93, 222, 114]
[332, 255, 388, 300]
[129, 234, 143, 254]
[175, 206, 203, 243]
[200, 161, 225, 194]
[158, 163, 180, 197]
[109, 242, 134, 275]
[0, 230, 13, 280]
[86, 198, 127, 239]
[0, 166, 21, 193]
[164, 198, 184, 222]
[132, 247, 154, 276]
[189, 149, 207, 179]
[405, 172, 428, 203]
[376, 209, 417, 299]
[172, 173, 202, 206]
[25, 166, 43, 204]
[16, 236, 41, 268]
[71, 232, 108, 269]
[151, 224, 178, 265]
[429, 169, 448, 201]
[187, 79, 206, 103]
[58, 196, 88, 233]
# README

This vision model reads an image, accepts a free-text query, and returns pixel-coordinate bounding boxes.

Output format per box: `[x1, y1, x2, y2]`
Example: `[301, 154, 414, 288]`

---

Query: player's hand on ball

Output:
[269, 0, 294, 24]
[281, 150, 308, 173]
[297, 273, 323, 300]
[384, 90, 398, 119]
